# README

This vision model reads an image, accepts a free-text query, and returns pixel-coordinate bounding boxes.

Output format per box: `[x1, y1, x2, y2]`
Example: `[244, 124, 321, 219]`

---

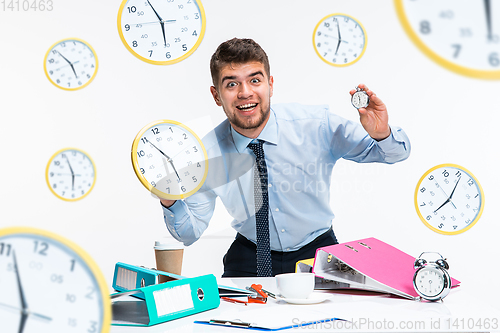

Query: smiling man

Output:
[159, 38, 410, 277]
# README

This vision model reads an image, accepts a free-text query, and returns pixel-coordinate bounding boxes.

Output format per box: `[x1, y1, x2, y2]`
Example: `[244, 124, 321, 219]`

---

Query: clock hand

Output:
[448, 176, 461, 200]
[64, 155, 76, 191]
[323, 34, 348, 43]
[55, 50, 79, 78]
[55, 50, 72, 65]
[146, 0, 168, 46]
[433, 198, 450, 214]
[444, 177, 461, 210]
[18, 313, 28, 333]
[135, 19, 176, 26]
[12, 251, 29, 333]
[30, 312, 53, 322]
[53, 60, 81, 72]
[484, 0, 493, 41]
[0, 302, 21, 312]
[145, 138, 181, 181]
[335, 20, 342, 55]
[12, 251, 28, 311]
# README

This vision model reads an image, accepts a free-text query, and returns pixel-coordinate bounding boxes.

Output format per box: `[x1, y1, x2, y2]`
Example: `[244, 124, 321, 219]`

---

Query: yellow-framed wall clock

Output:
[313, 13, 367, 67]
[394, 0, 500, 80]
[414, 164, 485, 235]
[117, 0, 206, 65]
[43, 38, 98, 90]
[0, 227, 111, 333]
[131, 120, 208, 200]
[45, 148, 96, 202]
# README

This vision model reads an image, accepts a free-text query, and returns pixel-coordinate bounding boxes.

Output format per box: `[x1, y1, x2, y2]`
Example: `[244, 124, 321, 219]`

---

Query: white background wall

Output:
[1, 0, 499, 310]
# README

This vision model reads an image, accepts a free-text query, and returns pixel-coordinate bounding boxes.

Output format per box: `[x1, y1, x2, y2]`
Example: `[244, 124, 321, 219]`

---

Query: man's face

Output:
[210, 61, 274, 138]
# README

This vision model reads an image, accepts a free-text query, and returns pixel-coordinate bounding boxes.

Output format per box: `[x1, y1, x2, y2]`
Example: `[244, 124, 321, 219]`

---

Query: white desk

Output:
[110, 277, 499, 333]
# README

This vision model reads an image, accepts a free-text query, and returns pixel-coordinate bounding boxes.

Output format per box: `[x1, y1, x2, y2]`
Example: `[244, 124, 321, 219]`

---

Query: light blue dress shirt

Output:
[163, 103, 410, 251]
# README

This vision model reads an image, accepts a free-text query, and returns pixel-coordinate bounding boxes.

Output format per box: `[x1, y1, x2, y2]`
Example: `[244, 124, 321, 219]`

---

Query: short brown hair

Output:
[210, 38, 270, 88]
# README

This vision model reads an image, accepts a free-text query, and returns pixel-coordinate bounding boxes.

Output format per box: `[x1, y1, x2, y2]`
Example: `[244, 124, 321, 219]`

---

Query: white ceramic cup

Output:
[275, 272, 315, 299]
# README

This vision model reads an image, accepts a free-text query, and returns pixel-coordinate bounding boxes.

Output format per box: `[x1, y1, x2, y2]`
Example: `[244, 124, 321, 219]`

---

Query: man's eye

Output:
[251, 78, 260, 83]
[227, 82, 237, 87]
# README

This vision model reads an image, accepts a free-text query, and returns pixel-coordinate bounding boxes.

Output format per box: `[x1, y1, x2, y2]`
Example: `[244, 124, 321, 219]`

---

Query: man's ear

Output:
[210, 86, 222, 106]
[269, 76, 274, 98]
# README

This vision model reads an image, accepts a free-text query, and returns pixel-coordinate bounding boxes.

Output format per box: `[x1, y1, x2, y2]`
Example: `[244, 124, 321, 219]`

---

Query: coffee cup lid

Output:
[154, 240, 185, 250]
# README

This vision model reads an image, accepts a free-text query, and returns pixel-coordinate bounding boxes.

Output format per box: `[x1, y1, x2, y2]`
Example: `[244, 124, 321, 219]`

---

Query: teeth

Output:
[237, 103, 257, 110]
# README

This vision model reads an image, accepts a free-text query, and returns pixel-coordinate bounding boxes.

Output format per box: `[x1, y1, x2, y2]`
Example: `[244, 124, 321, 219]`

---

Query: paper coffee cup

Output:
[154, 240, 185, 283]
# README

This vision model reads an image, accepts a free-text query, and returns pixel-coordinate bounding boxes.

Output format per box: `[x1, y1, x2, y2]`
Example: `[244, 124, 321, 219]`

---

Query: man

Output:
[160, 38, 410, 277]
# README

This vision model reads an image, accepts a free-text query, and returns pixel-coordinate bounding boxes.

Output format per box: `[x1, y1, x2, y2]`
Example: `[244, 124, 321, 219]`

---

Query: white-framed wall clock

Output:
[117, 0, 206, 65]
[131, 120, 208, 200]
[394, 0, 500, 80]
[313, 13, 367, 67]
[0, 227, 111, 333]
[414, 164, 485, 235]
[44, 38, 98, 90]
[45, 148, 96, 202]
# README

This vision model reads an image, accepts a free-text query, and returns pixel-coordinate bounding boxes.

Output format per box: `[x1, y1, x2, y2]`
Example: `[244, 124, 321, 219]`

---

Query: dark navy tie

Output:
[247, 140, 272, 277]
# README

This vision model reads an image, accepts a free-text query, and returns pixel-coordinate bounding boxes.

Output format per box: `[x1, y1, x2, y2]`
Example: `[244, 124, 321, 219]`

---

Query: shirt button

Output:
[268, 184, 272, 187]
[170, 215, 174, 218]
[275, 208, 279, 212]
[281, 229, 285, 233]
[286, 248, 290, 251]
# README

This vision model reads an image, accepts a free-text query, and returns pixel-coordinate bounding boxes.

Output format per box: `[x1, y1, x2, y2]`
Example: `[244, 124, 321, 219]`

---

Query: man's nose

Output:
[237, 82, 253, 99]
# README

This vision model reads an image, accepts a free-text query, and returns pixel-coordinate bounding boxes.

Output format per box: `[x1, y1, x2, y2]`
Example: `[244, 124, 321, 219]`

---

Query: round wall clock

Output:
[131, 120, 208, 199]
[45, 148, 96, 202]
[117, 0, 206, 65]
[414, 164, 485, 235]
[394, 0, 500, 80]
[44, 38, 98, 90]
[0, 227, 111, 333]
[313, 13, 367, 67]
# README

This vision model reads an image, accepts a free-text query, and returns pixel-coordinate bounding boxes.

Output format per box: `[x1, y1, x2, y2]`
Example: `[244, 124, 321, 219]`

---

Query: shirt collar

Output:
[231, 108, 278, 153]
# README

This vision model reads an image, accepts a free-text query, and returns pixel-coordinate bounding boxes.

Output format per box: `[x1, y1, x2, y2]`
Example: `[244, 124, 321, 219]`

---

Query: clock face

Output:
[313, 13, 367, 67]
[351, 90, 369, 109]
[44, 38, 98, 90]
[131, 120, 208, 199]
[415, 164, 485, 235]
[414, 266, 446, 298]
[394, 0, 500, 79]
[117, 0, 206, 65]
[46, 148, 96, 202]
[0, 227, 111, 333]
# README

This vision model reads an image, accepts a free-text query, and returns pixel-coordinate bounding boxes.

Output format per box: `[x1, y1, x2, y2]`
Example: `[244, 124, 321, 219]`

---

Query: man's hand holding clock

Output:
[350, 84, 391, 141]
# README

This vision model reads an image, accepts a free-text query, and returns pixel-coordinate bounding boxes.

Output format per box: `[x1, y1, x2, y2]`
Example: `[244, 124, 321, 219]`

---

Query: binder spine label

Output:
[153, 284, 194, 317]
[116, 267, 137, 290]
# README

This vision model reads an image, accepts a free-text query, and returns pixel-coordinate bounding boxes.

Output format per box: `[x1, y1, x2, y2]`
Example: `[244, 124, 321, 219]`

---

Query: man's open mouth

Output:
[236, 103, 257, 111]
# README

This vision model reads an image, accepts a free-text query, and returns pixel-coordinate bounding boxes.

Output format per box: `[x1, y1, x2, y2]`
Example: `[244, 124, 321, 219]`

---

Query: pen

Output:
[221, 297, 248, 306]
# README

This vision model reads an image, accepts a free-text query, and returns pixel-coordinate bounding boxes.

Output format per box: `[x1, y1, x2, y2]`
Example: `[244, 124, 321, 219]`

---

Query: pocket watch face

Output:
[351, 90, 369, 109]
[415, 164, 484, 235]
[394, 0, 500, 79]
[313, 13, 367, 67]
[44, 38, 98, 90]
[131, 120, 208, 199]
[414, 266, 446, 298]
[0, 227, 111, 333]
[45, 148, 96, 201]
[117, 0, 206, 65]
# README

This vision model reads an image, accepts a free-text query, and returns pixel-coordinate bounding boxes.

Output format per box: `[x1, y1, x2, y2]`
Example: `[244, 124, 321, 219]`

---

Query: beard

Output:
[224, 104, 270, 130]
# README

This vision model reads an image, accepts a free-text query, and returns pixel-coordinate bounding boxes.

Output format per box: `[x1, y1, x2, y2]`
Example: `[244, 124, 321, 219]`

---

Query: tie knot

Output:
[248, 140, 265, 157]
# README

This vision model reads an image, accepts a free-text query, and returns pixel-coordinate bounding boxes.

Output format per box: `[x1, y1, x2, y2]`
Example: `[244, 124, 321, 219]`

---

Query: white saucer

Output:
[275, 293, 332, 305]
